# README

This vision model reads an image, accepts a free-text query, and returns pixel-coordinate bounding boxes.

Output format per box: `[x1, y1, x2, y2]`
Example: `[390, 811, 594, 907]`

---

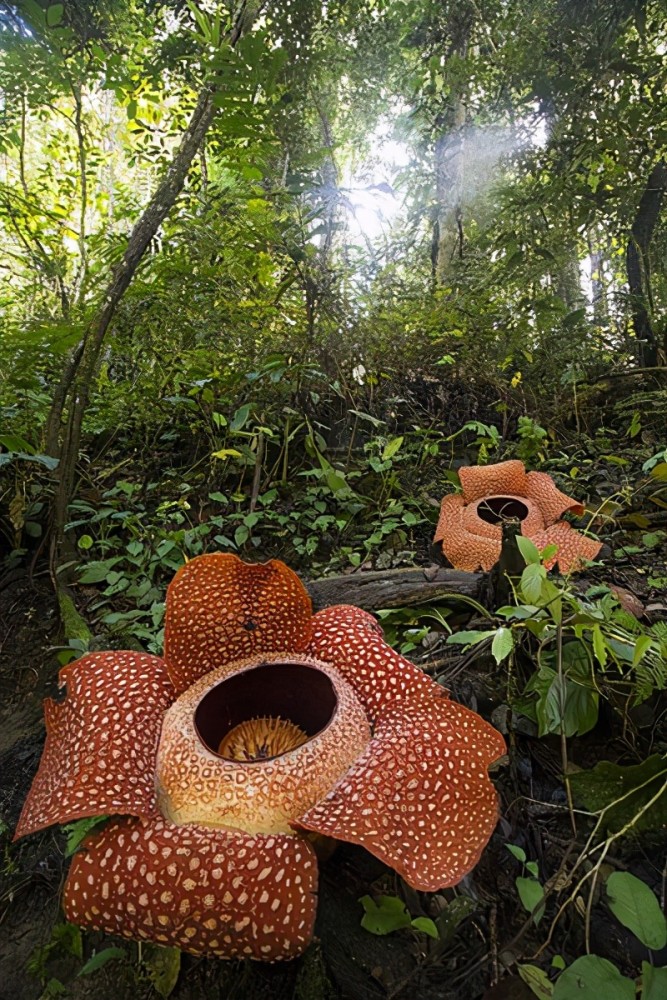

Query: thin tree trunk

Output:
[47, 1, 261, 569]
[626, 158, 667, 367]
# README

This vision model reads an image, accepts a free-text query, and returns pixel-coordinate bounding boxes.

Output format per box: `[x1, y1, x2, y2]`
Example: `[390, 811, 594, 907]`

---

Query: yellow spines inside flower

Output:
[217, 716, 309, 761]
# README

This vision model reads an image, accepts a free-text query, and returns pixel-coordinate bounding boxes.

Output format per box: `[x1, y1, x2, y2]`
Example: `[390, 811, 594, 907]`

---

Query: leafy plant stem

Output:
[557, 621, 577, 836]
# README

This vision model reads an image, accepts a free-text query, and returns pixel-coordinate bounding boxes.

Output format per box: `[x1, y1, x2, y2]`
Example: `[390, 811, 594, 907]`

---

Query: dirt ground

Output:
[1, 572, 665, 1000]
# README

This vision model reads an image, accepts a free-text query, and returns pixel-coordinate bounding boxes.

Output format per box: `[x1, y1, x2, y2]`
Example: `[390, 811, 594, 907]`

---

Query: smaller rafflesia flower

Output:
[434, 459, 602, 573]
[16, 554, 505, 962]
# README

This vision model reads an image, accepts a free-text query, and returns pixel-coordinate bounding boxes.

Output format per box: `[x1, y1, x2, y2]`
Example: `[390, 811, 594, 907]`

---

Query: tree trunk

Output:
[306, 567, 482, 612]
[46, 1, 262, 569]
[626, 158, 667, 367]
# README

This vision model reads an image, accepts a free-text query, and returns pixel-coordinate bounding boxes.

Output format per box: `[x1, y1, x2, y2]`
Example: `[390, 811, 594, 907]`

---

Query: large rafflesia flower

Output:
[434, 460, 602, 573]
[16, 554, 505, 962]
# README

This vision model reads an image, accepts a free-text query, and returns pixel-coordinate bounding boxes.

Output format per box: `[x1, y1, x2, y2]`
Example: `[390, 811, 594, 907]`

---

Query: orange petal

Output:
[434, 494, 465, 543]
[296, 694, 505, 890]
[307, 606, 434, 721]
[524, 471, 585, 523]
[164, 554, 313, 693]
[64, 815, 317, 961]
[458, 461, 528, 502]
[15, 652, 174, 839]
[532, 521, 602, 572]
[433, 495, 501, 571]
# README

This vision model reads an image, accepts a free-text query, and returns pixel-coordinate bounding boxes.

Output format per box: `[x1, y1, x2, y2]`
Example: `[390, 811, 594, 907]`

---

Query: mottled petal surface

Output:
[459, 460, 528, 502]
[64, 815, 317, 960]
[15, 652, 174, 839]
[164, 554, 313, 693]
[307, 606, 434, 720]
[296, 694, 506, 891]
[532, 521, 602, 572]
[435, 497, 501, 572]
[524, 471, 585, 523]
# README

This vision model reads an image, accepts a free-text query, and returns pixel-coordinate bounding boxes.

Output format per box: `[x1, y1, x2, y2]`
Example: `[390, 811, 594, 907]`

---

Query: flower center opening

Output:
[217, 716, 309, 761]
[477, 496, 529, 525]
[194, 661, 338, 763]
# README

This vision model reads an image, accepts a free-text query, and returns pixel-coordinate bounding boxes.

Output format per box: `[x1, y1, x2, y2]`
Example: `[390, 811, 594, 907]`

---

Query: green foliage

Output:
[359, 895, 438, 939]
[568, 755, 667, 836]
[605, 872, 667, 951]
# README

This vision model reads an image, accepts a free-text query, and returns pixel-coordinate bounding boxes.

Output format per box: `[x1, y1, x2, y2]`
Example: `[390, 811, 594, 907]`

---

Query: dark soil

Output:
[1, 567, 665, 1000]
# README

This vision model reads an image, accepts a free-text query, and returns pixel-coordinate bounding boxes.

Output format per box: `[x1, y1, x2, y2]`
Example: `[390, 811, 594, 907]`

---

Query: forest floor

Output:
[1, 512, 665, 1000]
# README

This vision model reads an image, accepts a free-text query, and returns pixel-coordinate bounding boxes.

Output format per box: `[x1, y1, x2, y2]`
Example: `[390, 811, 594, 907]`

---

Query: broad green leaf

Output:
[518, 964, 554, 1000]
[446, 629, 496, 647]
[78, 947, 126, 976]
[78, 534, 94, 550]
[516, 877, 545, 925]
[568, 755, 667, 834]
[506, 843, 527, 863]
[606, 872, 667, 950]
[0, 433, 34, 453]
[382, 436, 404, 461]
[521, 563, 546, 603]
[650, 462, 667, 482]
[411, 916, 439, 939]
[46, 3, 64, 26]
[230, 403, 251, 431]
[142, 944, 182, 998]
[642, 962, 667, 1000]
[517, 535, 541, 565]
[359, 895, 411, 935]
[553, 956, 635, 1000]
[632, 634, 654, 666]
[492, 627, 514, 664]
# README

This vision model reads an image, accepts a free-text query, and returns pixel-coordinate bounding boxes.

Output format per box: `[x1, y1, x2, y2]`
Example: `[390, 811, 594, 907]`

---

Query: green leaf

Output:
[46, 3, 64, 26]
[632, 634, 653, 666]
[446, 629, 495, 647]
[78, 948, 126, 976]
[359, 895, 411, 935]
[516, 877, 545, 925]
[326, 470, 347, 493]
[0, 433, 34, 453]
[592, 626, 607, 667]
[517, 535, 541, 565]
[492, 627, 514, 664]
[553, 956, 635, 1000]
[63, 816, 108, 857]
[382, 436, 404, 461]
[650, 462, 667, 482]
[642, 962, 667, 1000]
[234, 524, 249, 547]
[506, 844, 527, 863]
[211, 448, 242, 459]
[78, 534, 94, 551]
[568, 755, 667, 835]
[606, 872, 667, 950]
[142, 944, 182, 998]
[411, 916, 439, 939]
[230, 403, 251, 431]
[518, 964, 554, 1000]
[521, 563, 546, 603]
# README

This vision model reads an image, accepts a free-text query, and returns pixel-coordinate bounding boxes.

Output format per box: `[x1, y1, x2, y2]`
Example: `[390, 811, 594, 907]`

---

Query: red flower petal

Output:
[296, 695, 505, 891]
[433, 495, 500, 571]
[531, 521, 602, 572]
[524, 471, 585, 523]
[64, 816, 317, 961]
[164, 554, 313, 693]
[307, 605, 434, 720]
[15, 653, 174, 839]
[459, 461, 528, 502]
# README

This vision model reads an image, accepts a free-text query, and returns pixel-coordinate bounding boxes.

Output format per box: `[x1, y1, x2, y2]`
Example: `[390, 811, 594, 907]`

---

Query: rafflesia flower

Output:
[16, 554, 505, 962]
[434, 460, 602, 573]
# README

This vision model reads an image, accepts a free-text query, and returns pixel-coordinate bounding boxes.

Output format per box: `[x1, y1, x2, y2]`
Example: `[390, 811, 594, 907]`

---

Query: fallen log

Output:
[306, 566, 482, 612]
